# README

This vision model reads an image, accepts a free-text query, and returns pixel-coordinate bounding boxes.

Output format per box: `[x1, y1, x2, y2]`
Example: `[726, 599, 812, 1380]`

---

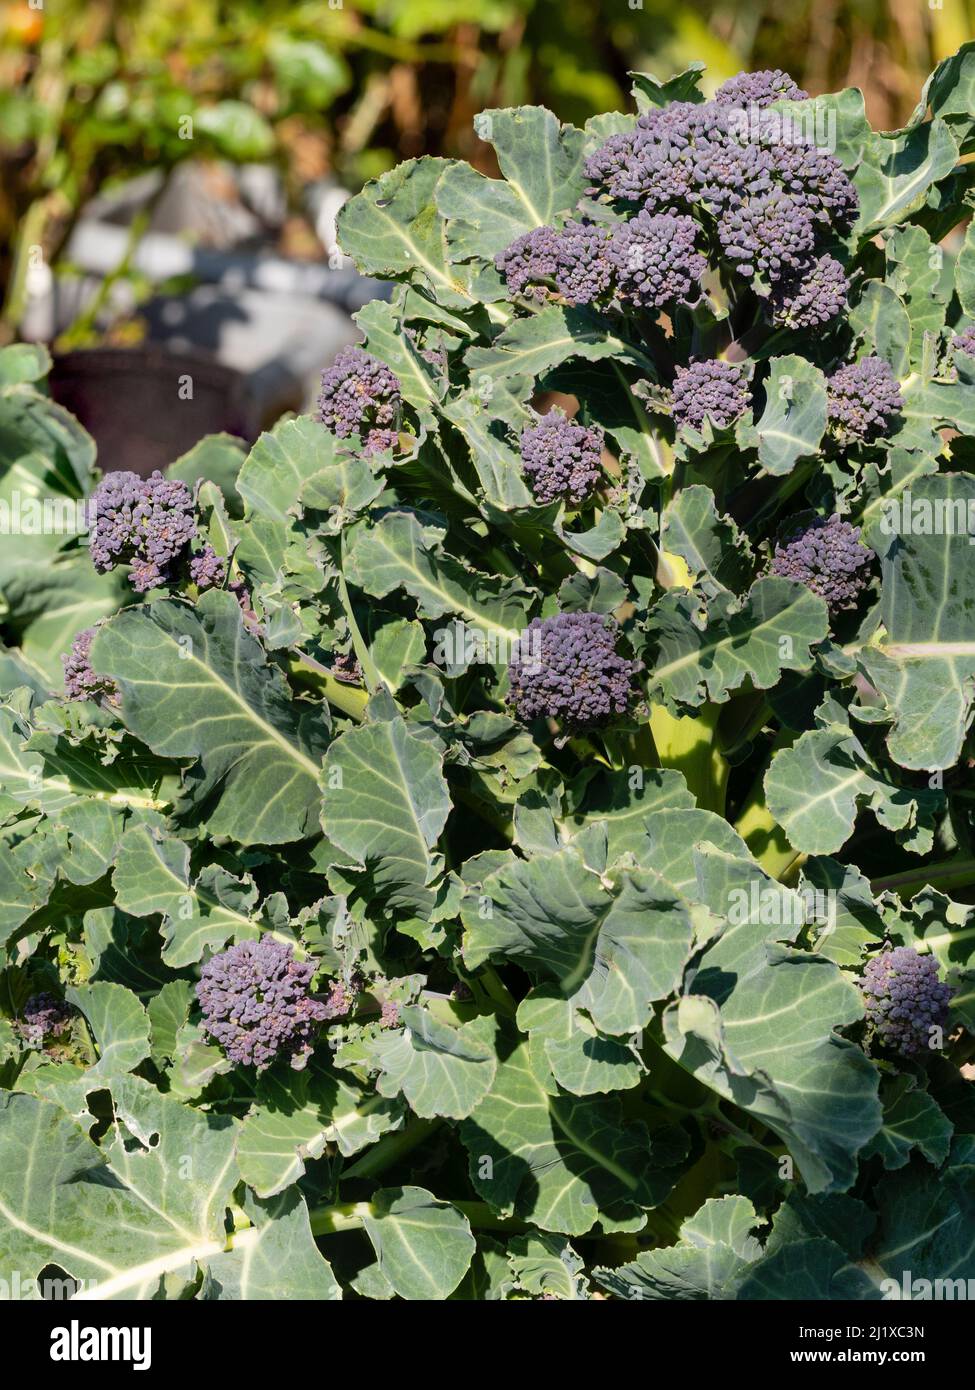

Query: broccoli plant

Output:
[3, 53, 975, 1303]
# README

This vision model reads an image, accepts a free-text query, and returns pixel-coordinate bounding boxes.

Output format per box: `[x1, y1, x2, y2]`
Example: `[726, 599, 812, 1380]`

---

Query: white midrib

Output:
[72, 1230, 258, 1301]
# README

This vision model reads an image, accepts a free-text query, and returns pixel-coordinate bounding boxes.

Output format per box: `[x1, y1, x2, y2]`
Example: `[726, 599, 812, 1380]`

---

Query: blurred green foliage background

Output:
[1, 0, 972, 336]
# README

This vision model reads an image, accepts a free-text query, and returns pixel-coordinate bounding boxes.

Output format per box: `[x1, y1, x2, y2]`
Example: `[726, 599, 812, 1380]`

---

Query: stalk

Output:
[872, 856, 975, 900]
[734, 728, 801, 879]
[647, 703, 729, 814]
[341, 1120, 441, 1181]
[289, 650, 370, 720]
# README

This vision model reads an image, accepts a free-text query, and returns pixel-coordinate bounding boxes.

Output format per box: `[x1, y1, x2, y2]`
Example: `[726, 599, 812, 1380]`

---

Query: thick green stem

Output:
[872, 856, 975, 900]
[648, 703, 729, 814]
[341, 1119, 441, 1181]
[309, 1198, 529, 1237]
[289, 650, 370, 720]
[735, 729, 801, 879]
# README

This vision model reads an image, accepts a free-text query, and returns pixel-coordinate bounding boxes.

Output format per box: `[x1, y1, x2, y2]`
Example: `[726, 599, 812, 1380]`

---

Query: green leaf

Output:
[463, 850, 694, 1036]
[661, 485, 753, 597]
[345, 509, 529, 646]
[862, 1075, 953, 1170]
[113, 825, 258, 966]
[594, 1196, 762, 1299]
[338, 158, 485, 310]
[92, 591, 327, 845]
[321, 714, 450, 904]
[855, 119, 960, 234]
[859, 473, 975, 770]
[66, 982, 150, 1078]
[849, 281, 912, 378]
[371, 1008, 497, 1118]
[663, 845, 882, 1194]
[644, 577, 829, 710]
[460, 1039, 682, 1234]
[205, 1187, 341, 1300]
[765, 723, 941, 855]
[194, 101, 274, 160]
[743, 355, 827, 476]
[465, 304, 653, 392]
[437, 106, 586, 263]
[360, 1185, 475, 1300]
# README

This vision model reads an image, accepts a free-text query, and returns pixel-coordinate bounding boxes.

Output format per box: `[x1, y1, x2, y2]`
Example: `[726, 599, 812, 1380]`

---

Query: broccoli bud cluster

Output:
[189, 543, 227, 591]
[316, 345, 402, 454]
[671, 359, 750, 431]
[494, 225, 561, 301]
[13, 992, 74, 1051]
[714, 69, 808, 107]
[496, 211, 702, 310]
[196, 938, 328, 1072]
[827, 355, 904, 445]
[861, 946, 954, 1058]
[605, 209, 707, 309]
[953, 324, 975, 357]
[519, 410, 604, 505]
[769, 253, 849, 329]
[508, 610, 638, 729]
[771, 514, 874, 614]
[582, 75, 857, 327]
[62, 627, 120, 704]
[90, 470, 197, 592]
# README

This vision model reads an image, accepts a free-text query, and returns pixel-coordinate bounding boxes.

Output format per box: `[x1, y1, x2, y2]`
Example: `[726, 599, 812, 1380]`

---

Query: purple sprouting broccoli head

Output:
[771, 513, 874, 614]
[196, 938, 327, 1072]
[508, 610, 639, 730]
[89, 470, 196, 592]
[553, 220, 615, 305]
[827, 355, 904, 445]
[189, 544, 226, 591]
[519, 409, 604, 506]
[671, 359, 750, 432]
[861, 946, 954, 1058]
[13, 993, 74, 1051]
[953, 325, 975, 357]
[62, 627, 120, 704]
[606, 209, 707, 309]
[714, 69, 809, 108]
[495, 225, 561, 300]
[316, 345, 402, 455]
[769, 254, 849, 329]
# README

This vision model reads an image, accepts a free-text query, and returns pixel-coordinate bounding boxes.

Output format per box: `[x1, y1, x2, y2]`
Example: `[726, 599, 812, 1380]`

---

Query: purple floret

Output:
[861, 946, 954, 1058]
[827, 355, 904, 445]
[953, 325, 975, 356]
[606, 209, 706, 309]
[196, 938, 328, 1072]
[771, 514, 874, 613]
[671, 359, 750, 432]
[89, 470, 196, 591]
[554, 220, 615, 305]
[770, 142, 859, 232]
[716, 189, 816, 280]
[13, 993, 74, 1051]
[714, 69, 808, 108]
[508, 610, 638, 730]
[316, 346, 402, 455]
[519, 409, 604, 505]
[189, 544, 226, 591]
[769, 254, 849, 329]
[495, 225, 561, 300]
[62, 627, 119, 705]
